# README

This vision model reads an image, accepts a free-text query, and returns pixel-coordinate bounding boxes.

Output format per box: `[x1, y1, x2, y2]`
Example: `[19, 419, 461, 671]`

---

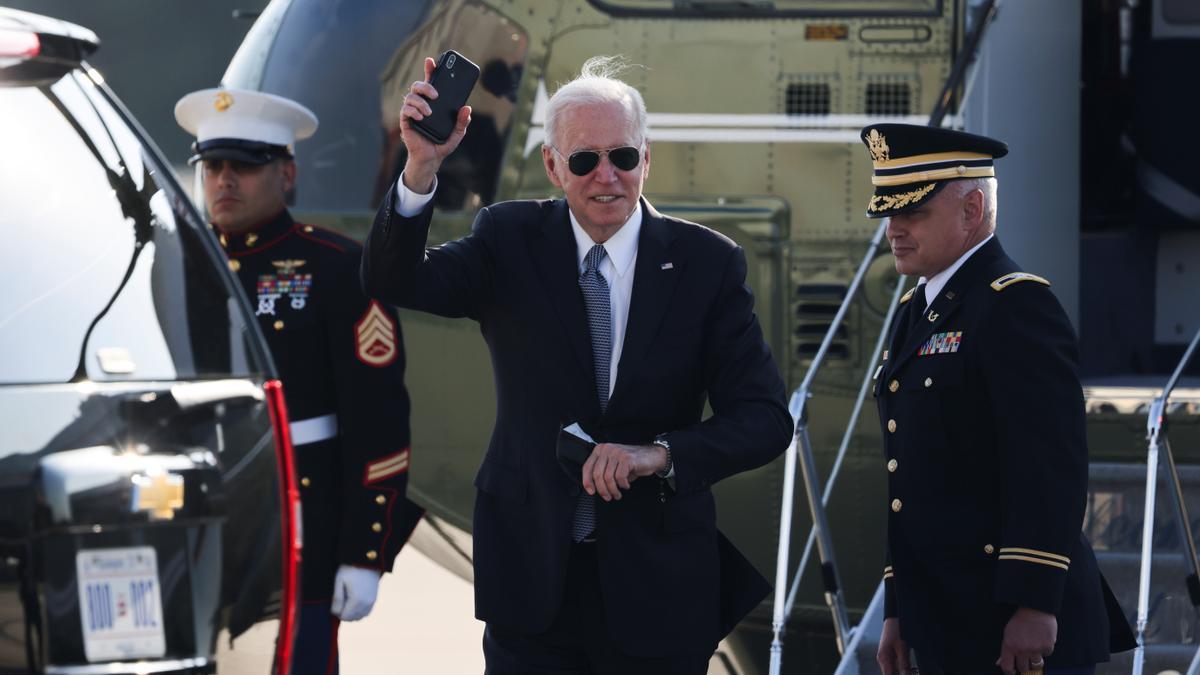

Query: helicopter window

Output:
[0, 74, 263, 384]
[865, 81, 912, 117]
[376, 2, 529, 211]
[586, 0, 941, 18]
[785, 82, 831, 116]
[227, 0, 527, 215]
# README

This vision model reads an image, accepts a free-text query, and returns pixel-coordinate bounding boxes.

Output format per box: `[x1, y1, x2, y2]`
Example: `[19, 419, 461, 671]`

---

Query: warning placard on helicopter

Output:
[76, 546, 166, 662]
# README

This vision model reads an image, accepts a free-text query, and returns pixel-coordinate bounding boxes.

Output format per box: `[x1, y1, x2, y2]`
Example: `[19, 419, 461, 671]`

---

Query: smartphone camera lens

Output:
[447, 53, 457, 69]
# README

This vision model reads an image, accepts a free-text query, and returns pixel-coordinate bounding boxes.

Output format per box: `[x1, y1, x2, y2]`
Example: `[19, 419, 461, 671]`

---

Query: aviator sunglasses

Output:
[555, 145, 642, 176]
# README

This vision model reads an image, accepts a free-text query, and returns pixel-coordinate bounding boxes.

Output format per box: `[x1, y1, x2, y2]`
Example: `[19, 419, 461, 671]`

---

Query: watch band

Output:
[653, 435, 673, 479]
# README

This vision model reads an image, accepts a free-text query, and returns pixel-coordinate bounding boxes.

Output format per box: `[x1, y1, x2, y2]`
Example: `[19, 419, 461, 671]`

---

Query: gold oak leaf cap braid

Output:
[858, 123, 1009, 218]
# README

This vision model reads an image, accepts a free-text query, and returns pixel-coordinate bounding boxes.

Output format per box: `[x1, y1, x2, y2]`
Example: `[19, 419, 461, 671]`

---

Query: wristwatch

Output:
[652, 435, 673, 479]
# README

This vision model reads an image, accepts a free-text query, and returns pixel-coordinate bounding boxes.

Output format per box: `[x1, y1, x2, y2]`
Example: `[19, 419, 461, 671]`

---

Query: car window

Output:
[0, 72, 265, 384]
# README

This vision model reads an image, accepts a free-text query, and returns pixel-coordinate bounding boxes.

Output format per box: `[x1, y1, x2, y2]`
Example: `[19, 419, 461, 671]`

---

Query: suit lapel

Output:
[609, 200, 681, 410]
[529, 200, 599, 415]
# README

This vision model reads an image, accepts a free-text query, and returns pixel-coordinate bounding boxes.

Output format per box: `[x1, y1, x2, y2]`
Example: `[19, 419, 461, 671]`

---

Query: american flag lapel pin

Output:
[661, 262, 674, 270]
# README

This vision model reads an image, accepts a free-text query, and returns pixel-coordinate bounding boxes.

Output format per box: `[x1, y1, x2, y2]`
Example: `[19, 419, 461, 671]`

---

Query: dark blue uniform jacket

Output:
[876, 237, 1135, 670]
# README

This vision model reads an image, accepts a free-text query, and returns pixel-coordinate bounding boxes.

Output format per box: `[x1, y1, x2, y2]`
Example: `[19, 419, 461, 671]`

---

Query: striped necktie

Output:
[572, 244, 610, 542]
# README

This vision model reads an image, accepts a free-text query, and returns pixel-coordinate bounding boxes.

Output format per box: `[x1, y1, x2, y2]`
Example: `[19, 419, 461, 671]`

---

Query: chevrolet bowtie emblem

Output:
[131, 470, 184, 520]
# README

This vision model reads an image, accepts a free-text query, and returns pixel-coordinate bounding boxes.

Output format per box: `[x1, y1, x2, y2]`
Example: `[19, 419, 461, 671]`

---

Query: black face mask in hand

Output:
[556, 423, 596, 485]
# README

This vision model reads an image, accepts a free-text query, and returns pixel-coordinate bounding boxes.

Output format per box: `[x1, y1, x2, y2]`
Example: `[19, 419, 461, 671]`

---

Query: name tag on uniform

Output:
[919, 331, 963, 356]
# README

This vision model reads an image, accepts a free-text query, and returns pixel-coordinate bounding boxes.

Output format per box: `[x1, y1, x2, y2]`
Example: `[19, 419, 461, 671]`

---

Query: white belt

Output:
[290, 413, 338, 446]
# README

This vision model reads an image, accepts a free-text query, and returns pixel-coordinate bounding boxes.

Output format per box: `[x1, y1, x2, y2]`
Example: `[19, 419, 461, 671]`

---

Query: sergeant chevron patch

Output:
[365, 447, 410, 484]
[355, 301, 398, 367]
[919, 331, 963, 356]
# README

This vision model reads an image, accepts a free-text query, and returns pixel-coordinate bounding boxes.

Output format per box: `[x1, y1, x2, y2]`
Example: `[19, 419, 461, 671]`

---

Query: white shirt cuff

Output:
[394, 172, 437, 217]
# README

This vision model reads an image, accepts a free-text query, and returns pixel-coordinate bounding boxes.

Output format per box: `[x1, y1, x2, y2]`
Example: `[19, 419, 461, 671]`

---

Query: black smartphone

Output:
[411, 50, 480, 145]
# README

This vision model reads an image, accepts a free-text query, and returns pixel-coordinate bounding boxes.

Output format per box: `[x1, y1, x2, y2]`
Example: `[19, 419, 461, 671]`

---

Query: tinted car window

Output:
[0, 73, 264, 384]
[224, 0, 527, 213]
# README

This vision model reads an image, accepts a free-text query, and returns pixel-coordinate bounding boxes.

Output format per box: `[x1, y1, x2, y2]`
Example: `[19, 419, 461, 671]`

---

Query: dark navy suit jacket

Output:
[362, 189, 792, 657]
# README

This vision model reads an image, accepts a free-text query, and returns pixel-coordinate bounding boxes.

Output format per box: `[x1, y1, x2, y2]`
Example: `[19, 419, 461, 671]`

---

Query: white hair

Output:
[543, 56, 648, 150]
[948, 177, 998, 230]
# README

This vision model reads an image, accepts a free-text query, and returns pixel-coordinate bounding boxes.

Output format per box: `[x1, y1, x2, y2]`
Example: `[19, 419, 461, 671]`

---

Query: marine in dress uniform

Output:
[862, 124, 1134, 675]
[175, 89, 423, 674]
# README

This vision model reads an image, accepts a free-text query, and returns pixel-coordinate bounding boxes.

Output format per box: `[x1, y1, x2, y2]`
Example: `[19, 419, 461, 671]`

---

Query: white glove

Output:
[330, 565, 382, 621]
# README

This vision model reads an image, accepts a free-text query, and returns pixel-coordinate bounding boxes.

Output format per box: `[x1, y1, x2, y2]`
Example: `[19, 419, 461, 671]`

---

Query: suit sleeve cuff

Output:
[395, 172, 437, 217]
[993, 547, 1069, 614]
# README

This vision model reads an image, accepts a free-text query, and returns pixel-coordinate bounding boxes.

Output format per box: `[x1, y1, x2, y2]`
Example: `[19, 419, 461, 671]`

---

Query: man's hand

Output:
[399, 56, 472, 194]
[877, 617, 913, 675]
[330, 565, 382, 621]
[996, 607, 1056, 674]
[582, 443, 668, 501]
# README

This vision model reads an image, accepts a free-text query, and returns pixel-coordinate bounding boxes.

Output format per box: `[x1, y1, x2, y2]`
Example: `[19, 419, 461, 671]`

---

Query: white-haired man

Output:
[362, 56, 791, 673]
[862, 123, 1134, 675]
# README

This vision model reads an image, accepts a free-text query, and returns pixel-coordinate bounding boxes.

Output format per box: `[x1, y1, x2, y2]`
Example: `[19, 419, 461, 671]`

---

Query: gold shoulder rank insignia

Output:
[900, 287, 916, 304]
[990, 272, 1051, 291]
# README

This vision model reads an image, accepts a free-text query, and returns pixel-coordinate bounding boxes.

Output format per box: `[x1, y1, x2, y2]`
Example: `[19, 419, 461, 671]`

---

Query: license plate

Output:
[76, 547, 166, 662]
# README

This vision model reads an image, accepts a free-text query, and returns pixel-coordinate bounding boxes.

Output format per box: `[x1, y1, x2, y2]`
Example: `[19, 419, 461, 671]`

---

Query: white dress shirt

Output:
[919, 233, 994, 307]
[394, 174, 641, 398]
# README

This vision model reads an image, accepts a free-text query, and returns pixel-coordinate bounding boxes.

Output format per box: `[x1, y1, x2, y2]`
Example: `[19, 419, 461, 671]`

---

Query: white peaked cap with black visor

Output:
[174, 88, 318, 166]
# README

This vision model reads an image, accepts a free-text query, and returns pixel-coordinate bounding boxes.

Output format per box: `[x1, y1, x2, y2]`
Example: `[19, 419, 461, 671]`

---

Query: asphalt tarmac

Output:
[338, 521, 485, 673]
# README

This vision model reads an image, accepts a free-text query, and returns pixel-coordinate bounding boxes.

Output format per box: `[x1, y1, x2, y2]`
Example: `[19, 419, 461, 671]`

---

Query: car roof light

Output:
[0, 29, 39, 59]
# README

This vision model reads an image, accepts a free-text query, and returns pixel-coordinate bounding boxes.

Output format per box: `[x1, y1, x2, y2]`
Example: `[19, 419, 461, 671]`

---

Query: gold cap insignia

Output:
[271, 259, 306, 275]
[867, 128, 890, 163]
[214, 91, 234, 112]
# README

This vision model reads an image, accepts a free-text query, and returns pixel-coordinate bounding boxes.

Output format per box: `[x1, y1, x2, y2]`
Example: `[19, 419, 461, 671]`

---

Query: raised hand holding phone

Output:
[400, 53, 475, 193]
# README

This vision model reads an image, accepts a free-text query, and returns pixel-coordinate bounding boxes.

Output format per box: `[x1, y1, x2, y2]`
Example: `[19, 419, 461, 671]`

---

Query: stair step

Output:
[1087, 462, 1200, 553]
[1100, 643, 1200, 675]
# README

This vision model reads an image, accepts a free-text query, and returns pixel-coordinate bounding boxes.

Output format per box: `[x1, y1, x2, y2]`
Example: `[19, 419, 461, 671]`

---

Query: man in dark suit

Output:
[864, 124, 1135, 675]
[361, 55, 792, 673]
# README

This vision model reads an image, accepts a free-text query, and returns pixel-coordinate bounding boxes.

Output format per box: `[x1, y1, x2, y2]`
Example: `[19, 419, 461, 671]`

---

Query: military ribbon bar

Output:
[918, 331, 963, 356]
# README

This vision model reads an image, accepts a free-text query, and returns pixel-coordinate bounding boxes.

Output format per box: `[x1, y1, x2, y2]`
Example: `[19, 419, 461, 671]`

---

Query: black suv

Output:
[0, 9, 298, 675]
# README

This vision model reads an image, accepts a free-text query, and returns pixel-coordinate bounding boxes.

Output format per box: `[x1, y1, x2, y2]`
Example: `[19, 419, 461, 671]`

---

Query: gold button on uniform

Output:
[887, 459, 898, 473]
[245, 233, 258, 246]
[924, 377, 933, 388]
[372, 522, 383, 533]
[375, 494, 387, 505]
[984, 544, 995, 555]
[888, 380, 899, 393]
[366, 550, 378, 561]
[300, 477, 311, 487]
[273, 320, 284, 331]
[219, 234, 228, 247]
[887, 419, 897, 433]
[228, 259, 241, 272]
[891, 499, 903, 513]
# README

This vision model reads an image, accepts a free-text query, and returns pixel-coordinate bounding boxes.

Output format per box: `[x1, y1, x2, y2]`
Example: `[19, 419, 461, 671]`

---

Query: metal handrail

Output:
[769, 224, 889, 670]
[1133, 324, 1200, 675]
[783, 271, 907, 618]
